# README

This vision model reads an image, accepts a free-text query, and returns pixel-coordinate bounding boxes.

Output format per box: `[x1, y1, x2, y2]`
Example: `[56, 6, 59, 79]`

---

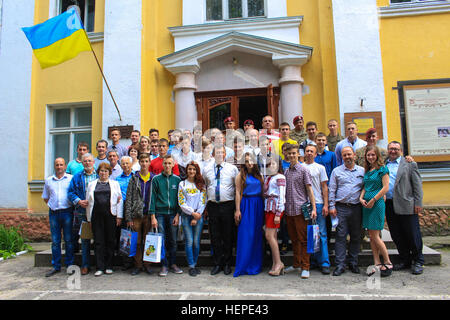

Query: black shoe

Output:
[411, 263, 423, 275]
[380, 264, 393, 277]
[393, 262, 411, 271]
[348, 264, 360, 274]
[210, 265, 223, 275]
[223, 265, 232, 275]
[194, 267, 201, 275]
[121, 263, 133, 271]
[333, 266, 345, 276]
[189, 268, 197, 277]
[130, 267, 141, 276]
[321, 266, 330, 275]
[45, 269, 60, 277]
[143, 265, 153, 275]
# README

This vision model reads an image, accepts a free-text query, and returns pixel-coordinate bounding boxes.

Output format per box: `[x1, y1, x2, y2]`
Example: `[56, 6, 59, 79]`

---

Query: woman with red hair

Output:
[178, 161, 207, 276]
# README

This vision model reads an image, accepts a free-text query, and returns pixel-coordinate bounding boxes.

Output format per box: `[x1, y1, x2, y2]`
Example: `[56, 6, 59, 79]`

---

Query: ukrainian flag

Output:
[22, 8, 91, 69]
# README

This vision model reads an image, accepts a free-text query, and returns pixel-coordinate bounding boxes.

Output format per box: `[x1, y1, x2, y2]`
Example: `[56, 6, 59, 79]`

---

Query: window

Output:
[390, 0, 447, 4]
[59, 0, 95, 32]
[206, 0, 265, 21]
[48, 105, 92, 170]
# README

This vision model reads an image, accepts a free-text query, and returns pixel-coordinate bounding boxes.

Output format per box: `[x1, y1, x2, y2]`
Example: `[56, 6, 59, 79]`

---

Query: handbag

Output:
[301, 201, 312, 221]
[143, 228, 166, 263]
[307, 219, 320, 254]
[119, 228, 138, 257]
[79, 221, 93, 240]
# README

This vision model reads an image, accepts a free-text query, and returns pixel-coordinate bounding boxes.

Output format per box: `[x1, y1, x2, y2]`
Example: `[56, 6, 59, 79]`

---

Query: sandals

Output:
[367, 262, 394, 277]
[380, 263, 393, 277]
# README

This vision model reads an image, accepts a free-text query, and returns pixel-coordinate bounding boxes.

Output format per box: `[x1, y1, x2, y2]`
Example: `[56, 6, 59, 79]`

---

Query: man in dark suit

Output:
[385, 141, 424, 275]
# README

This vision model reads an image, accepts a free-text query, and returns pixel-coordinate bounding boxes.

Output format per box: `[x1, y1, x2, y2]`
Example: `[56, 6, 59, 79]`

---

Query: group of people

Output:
[42, 114, 425, 279]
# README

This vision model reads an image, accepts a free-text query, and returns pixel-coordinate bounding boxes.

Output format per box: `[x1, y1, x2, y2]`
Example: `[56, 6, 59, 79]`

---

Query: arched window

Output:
[206, 0, 265, 21]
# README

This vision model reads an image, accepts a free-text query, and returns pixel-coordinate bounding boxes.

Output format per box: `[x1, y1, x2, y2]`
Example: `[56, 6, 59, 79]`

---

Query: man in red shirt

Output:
[149, 138, 180, 176]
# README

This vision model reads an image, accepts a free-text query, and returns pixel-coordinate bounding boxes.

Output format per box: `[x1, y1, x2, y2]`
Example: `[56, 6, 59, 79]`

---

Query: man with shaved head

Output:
[328, 146, 365, 276]
[42, 158, 74, 277]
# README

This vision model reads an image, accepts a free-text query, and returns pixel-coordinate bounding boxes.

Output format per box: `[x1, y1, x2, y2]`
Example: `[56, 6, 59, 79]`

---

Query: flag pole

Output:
[84, 31, 122, 121]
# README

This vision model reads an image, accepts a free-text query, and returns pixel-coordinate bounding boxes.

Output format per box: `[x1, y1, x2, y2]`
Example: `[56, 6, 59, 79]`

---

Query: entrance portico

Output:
[158, 31, 312, 131]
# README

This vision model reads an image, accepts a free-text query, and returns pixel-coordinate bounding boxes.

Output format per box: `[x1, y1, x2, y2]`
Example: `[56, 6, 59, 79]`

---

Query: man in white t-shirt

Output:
[302, 144, 330, 275]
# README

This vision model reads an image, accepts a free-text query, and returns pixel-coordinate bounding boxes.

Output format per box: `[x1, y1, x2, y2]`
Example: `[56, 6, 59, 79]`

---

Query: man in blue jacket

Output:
[68, 153, 98, 275]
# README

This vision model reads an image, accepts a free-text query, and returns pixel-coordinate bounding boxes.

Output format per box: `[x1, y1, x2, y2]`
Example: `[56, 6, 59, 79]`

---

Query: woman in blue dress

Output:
[359, 145, 393, 277]
[233, 152, 265, 277]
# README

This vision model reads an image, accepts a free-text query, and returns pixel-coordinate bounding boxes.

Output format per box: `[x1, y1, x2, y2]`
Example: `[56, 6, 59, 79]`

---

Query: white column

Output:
[174, 71, 198, 131]
[0, 0, 34, 207]
[102, 0, 142, 141]
[277, 64, 304, 124]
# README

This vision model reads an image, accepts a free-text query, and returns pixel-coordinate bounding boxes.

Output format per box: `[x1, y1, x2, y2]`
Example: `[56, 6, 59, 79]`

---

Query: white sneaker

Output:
[94, 270, 103, 277]
[105, 269, 113, 275]
[285, 266, 301, 274]
[301, 270, 310, 279]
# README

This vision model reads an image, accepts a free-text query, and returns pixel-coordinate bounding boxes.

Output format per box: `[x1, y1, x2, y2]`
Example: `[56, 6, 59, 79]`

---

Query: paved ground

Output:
[0, 237, 449, 301]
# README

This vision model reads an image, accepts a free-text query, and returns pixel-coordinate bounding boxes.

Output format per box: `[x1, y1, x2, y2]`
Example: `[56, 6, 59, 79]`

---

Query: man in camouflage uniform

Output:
[289, 115, 308, 145]
[326, 119, 344, 152]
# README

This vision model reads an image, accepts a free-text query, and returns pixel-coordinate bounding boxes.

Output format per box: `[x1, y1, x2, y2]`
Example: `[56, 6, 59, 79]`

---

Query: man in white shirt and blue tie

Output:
[203, 145, 239, 276]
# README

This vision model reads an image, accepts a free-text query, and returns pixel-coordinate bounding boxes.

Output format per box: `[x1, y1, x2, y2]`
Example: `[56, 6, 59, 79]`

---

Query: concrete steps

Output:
[34, 229, 442, 268]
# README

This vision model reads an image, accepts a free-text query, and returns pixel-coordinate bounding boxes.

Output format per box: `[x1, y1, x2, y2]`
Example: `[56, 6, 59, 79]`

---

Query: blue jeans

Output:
[156, 213, 179, 267]
[72, 211, 91, 269]
[311, 204, 330, 267]
[49, 208, 74, 270]
[181, 214, 204, 268]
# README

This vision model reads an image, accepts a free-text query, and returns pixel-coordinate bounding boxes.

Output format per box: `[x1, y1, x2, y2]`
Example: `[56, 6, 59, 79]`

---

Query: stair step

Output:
[34, 245, 441, 268]
[40, 229, 441, 268]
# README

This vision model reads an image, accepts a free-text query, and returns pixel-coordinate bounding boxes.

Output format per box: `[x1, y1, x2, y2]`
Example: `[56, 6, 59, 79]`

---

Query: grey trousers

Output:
[335, 203, 362, 268]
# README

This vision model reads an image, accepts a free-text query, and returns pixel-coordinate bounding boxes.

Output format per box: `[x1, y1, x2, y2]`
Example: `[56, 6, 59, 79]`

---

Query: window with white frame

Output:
[59, 0, 95, 32]
[390, 0, 447, 5]
[48, 105, 92, 171]
[206, 0, 266, 21]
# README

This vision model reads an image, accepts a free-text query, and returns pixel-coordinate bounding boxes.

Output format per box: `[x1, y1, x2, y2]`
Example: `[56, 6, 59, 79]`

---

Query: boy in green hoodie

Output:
[149, 155, 182, 276]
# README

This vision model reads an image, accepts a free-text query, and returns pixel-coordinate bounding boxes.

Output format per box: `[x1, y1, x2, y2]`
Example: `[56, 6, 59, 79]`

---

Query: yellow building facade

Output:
[0, 0, 449, 231]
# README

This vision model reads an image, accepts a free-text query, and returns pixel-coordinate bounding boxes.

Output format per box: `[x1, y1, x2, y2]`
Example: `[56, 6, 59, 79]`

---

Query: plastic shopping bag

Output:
[307, 222, 320, 254]
[119, 228, 138, 257]
[143, 229, 165, 263]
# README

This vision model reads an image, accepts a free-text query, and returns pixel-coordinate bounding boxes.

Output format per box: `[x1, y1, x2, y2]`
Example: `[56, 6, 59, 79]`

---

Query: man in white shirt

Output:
[302, 145, 330, 275]
[42, 158, 74, 277]
[244, 128, 261, 158]
[203, 145, 239, 276]
[334, 121, 367, 166]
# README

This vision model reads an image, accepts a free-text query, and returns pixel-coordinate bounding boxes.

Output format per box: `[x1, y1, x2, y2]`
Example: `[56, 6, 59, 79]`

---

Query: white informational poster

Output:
[404, 85, 450, 157]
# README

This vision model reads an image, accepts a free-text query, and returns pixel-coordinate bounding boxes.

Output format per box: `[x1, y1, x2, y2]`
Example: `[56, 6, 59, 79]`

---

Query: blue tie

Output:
[215, 164, 222, 202]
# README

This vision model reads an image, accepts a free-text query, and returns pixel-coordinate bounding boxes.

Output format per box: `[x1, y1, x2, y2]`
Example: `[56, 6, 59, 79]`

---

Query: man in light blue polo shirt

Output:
[329, 146, 365, 276]
[42, 157, 74, 277]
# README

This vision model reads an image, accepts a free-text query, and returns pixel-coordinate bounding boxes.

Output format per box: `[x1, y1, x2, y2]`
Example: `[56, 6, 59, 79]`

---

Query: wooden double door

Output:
[195, 86, 280, 131]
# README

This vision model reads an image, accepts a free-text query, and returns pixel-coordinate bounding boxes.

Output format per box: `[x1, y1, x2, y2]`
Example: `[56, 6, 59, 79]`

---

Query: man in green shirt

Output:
[326, 119, 343, 152]
[150, 155, 182, 277]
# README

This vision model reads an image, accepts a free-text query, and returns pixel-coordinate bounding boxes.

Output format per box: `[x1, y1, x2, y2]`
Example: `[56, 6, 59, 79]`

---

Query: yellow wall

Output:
[287, 0, 340, 134]
[28, 0, 105, 211]
[141, 0, 181, 139]
[378, 2, 450, 205]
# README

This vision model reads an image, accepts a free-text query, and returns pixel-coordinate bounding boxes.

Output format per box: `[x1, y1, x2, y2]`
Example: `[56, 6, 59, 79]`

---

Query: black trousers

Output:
[385, 199, 424, 266]
[91, 207, 116, 271]
[207, 201, 235, 267]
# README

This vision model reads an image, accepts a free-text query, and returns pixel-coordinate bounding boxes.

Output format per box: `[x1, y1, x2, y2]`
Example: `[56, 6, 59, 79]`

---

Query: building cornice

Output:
[379, 1, 450, 18]
[169, 16, 303, 38]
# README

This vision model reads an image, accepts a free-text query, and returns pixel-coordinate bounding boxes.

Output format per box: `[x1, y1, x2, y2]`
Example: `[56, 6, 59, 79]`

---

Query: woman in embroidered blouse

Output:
[178, 161, 207, 276]
[263, 157, 286, 276]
